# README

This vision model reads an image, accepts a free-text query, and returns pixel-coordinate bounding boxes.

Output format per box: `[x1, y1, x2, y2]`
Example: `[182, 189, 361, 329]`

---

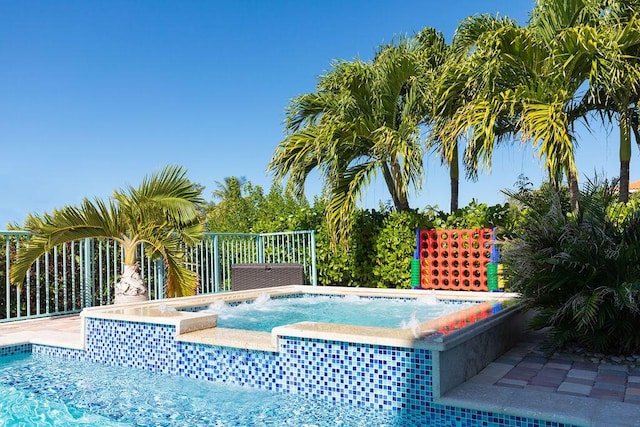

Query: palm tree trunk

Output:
[450, 143, 459, 213]
[619, 112, 631, 203]
[381, 161, 411, 211]
[114, 262, 148, 304]
[568, 170, 579, 212]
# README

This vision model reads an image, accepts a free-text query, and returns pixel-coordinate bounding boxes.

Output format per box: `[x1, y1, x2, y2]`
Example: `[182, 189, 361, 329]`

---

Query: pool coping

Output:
[438, 381, 640, 427]
[79, 285, 519, 352]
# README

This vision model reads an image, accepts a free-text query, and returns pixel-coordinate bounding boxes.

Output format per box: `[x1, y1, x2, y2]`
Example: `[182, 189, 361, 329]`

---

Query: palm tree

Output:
[212, 176, 247, 201]
[268, 32, 446, 243]
[569, 0, 640, 202]
[442, 0, 640, 210]
[434, 5, 598, 211]
[426, 18, 514, 213]
[10, 165, 204, 303]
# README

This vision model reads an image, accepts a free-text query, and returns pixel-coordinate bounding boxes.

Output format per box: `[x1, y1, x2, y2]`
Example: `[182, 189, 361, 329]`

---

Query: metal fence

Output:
[1, 230, 316, 322]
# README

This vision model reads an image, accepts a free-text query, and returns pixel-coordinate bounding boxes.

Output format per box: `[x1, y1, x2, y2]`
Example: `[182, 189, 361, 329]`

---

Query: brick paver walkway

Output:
[492, 330, 640, 405]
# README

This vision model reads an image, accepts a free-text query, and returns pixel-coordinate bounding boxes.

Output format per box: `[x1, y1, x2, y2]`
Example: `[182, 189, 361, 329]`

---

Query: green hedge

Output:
[315, 201, 512, 288]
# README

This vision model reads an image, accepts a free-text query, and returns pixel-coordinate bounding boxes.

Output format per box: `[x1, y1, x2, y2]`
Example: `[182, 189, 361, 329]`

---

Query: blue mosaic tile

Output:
[85, 318, 178, 374]
[0, 343, 31, 357]
[70, 314, 582, 427]
[32, 344, 86, 361]
[427, 405, 578, 426]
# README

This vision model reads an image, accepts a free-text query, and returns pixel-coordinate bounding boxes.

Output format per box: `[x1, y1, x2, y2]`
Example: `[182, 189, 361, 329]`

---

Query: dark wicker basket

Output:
[231, 263, 305, 291]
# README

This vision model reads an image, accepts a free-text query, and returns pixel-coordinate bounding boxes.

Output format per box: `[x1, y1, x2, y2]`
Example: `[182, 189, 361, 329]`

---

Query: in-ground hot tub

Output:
[78, 286, 525, 410]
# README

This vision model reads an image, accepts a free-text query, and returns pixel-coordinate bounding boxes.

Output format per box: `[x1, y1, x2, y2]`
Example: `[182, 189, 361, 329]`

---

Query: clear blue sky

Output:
[0, 1, 625, 227]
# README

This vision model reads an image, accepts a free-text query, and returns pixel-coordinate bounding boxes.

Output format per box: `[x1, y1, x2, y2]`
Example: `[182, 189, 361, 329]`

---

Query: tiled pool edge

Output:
[0, 286, 589, 427]
[0, 343, 32, 357]
[21, 322, 583, 426]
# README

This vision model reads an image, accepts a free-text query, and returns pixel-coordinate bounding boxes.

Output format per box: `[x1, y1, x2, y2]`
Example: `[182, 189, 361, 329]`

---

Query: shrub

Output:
[371, 210, 434, 289]
[501, 178, 640, 354]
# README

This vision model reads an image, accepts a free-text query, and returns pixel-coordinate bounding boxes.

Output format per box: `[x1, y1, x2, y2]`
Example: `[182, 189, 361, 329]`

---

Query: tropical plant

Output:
[432, 1, 640, 212]
[205, 179, 317, 233]
[206, 177, 258, 232]
[268, 31, 447, 245]
[501, 177, 640, 354]
[572, 0, 640, 202]
[10, 165, 204, 302]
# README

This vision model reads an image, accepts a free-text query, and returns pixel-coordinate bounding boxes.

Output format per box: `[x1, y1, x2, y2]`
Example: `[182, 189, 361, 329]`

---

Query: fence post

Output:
[83, 238, 94, 308]
[155, 258, 165, 300]
[213, 234, 220, 293]
[257, 234, 264, 263]
[310, 230, 317, 286]
[4, 235, 10, 319]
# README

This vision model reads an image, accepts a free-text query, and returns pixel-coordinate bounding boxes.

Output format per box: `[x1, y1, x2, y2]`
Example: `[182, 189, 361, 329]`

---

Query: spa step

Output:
[177, 327, 276, 352]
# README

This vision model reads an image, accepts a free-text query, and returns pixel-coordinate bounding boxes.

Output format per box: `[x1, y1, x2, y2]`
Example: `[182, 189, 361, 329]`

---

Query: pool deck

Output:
[1, 316, 639, 426]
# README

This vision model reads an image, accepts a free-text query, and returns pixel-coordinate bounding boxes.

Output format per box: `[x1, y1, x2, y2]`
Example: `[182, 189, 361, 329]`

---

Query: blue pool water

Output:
[0, 353, 423, 426]
[201, 294, 476, 332]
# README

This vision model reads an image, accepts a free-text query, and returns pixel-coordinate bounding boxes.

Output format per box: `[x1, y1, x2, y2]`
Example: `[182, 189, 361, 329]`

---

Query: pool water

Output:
[201, 294, 477, 332]
[0, 353, 424, 427]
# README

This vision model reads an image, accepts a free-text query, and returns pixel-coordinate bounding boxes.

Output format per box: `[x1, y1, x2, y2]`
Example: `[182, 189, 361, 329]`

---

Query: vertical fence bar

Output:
[310, 230, 317, 286]
[83, 238, 93, 308]
[44, 252, 50, 314]
[5, 235, 10, 319]
[71, 241, 76, 311]
[98, 242, 104, 306]
[23, 239, 28, 316]
[62, 242, 68, 312]
[54, 247, 59, 313]
[213, 234, 220, 292]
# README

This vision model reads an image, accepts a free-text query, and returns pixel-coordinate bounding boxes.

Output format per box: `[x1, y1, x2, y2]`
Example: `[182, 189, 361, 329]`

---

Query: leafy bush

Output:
[315, 209, 384, 287]
[315, 203, 511, 288]
[371, 210, 434, 289]
[501, 179, 640, 354]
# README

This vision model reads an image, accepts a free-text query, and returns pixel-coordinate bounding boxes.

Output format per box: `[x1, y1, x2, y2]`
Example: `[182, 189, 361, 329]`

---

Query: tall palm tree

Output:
[269, 32, 446, 244]
[10, 165, 204, 303]
[426, 17, 517, 213]
[443, 0, 640, 211]
[434, 4, 601, 211]
[568, 0, 640, 202]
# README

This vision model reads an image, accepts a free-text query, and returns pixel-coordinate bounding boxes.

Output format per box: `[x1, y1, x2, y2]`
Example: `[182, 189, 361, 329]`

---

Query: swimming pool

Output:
[1, 286, 571, 426]
[1, 352, 417, 426]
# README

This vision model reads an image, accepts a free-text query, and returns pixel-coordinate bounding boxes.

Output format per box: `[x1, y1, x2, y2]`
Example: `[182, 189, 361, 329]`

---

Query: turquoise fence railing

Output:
[0, 230, 316, 322]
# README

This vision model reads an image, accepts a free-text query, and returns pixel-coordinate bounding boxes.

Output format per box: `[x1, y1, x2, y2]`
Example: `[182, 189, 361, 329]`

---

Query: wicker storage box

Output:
[231, 263, 304, 291]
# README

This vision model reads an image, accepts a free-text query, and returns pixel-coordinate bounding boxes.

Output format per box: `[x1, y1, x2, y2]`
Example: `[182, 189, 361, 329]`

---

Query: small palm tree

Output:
[10, 165, 205, 303]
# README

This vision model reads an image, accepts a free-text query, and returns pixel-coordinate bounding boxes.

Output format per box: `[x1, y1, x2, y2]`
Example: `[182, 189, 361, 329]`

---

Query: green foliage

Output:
[371, 210, 434, 289]
[205, 180, 319, 233]
[501, 178, 640, 354]
[314, 210, 376, 287]
[203, 177, 513, 289]
[314, 202, 511, 288]
[425, 199, 513, 230]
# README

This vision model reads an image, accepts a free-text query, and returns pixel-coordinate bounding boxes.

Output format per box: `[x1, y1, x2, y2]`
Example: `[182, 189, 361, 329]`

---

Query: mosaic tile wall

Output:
[78, 318, 579, 425]
[32, 344, 86, 361]
[0, 343, 31, 357]
[68, 317, 580, 426]
[85, 318, 178, 374]
[176, 338, 431, 411]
